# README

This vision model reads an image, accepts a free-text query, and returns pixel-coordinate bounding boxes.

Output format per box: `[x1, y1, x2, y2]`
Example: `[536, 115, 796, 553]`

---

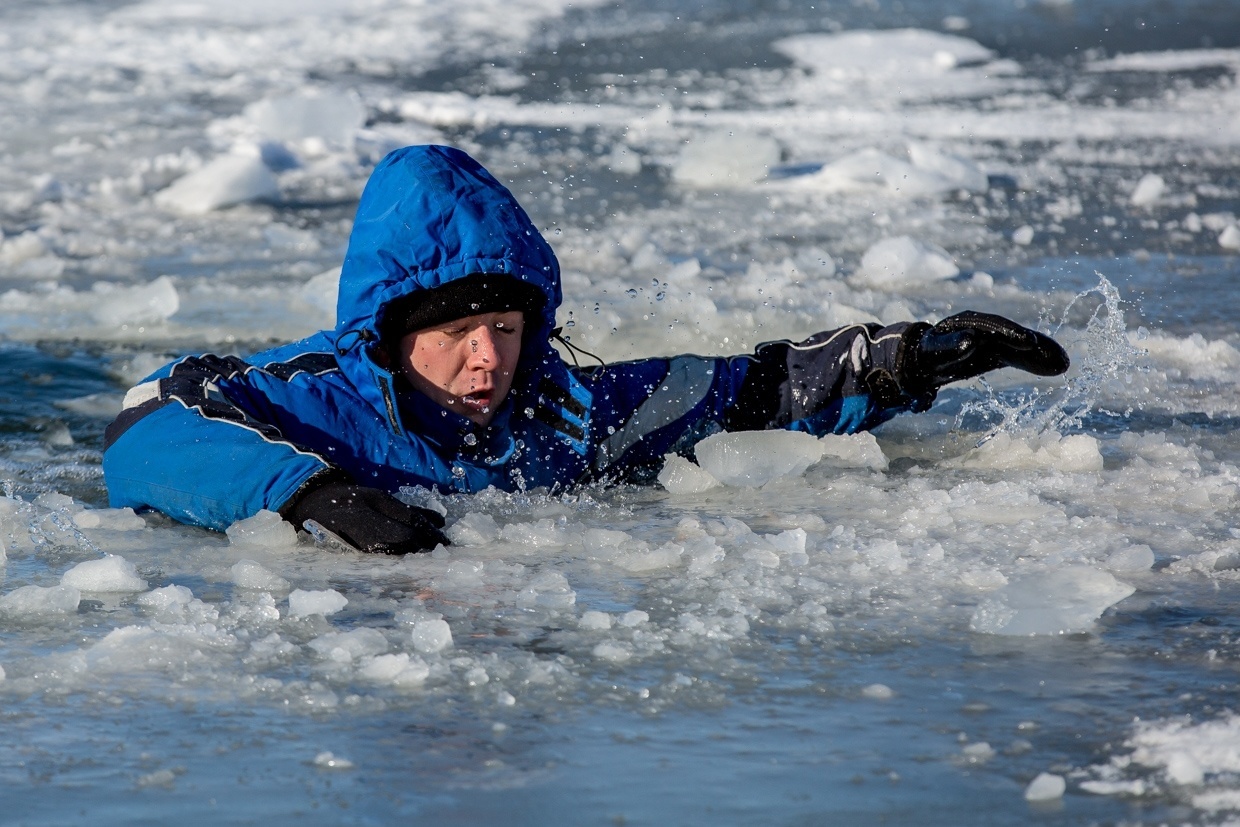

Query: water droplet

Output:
[463, 433, 478, 446]
[625, 288, 638, 298]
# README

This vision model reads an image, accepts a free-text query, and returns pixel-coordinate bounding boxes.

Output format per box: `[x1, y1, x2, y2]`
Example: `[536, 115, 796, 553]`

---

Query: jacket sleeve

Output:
[102, 354, 333, 532]
[580, 321, 930, 482]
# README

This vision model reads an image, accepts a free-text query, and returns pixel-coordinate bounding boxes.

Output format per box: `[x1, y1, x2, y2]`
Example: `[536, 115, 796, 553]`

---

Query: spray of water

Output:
[957, 273, 1145, 444]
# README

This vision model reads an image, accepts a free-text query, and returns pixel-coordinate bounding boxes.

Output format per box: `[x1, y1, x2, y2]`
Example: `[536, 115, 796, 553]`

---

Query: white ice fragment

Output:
[497, 691, 517, 707]
[615, 542, 683, 572]
[308, 628, 388, 661]
[1024, 772, 1066, 801]
[287, 588, 348, 618]
[72, 507, 146, 531]
[245, 91, 365, 146]
[229, 559, 291, 592]
[226, 509, 299, 549]
[606, 144, 642, 175]
[862, 683, 895, 699]
[658, 454, 722, 494]
[970, 566, 1135, 636]
[136, 584, 194, 612]
[465, 666, 489, 686]
[1012, 225, 1035, 246]
[1130, 173, 1166, 208]
[1219, 225, 1240, 251]
[446, 511, 500, 545]
[55, 392, 125, 420]
[358, 653, 430, 686]
[671, 129, 781, 188]
[516, 571, 576, 610]
[0, 664, 5, 681]
[853, 236, 959, 288]
[61, 556, 147, 593]
[592, 641, 633, 662]
[694, 430, 826, 487]
[410, 619, 453, 654]
[91, 276, 180, 328]
[136, 769, 177, 788]
[154, 151, 279, 214]
[299, 268, 340, 319]
[619, 610, 649, 627]
[962, 742, 996, 762]
[818, 431, 888, 470]
[0, 584, 81, 615]
[579, 610, 613, 631]
[1105, 545, 1156, 573]
[313, 751, 355, 770]
[956, 432, 1103, 473]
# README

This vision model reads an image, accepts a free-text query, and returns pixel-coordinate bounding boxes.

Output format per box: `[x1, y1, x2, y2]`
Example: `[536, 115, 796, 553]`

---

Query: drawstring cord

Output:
[334, 327, 375, 355]
[550, 327, 606, 370]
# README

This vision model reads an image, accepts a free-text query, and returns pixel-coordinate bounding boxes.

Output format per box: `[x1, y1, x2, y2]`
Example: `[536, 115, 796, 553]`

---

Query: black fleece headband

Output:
[380, 273, 546, 346]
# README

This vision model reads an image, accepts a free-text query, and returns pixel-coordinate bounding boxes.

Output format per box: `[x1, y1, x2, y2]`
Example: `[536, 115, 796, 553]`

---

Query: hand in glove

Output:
[895, 311, 1070, 398]
[280, 477, 449, 554]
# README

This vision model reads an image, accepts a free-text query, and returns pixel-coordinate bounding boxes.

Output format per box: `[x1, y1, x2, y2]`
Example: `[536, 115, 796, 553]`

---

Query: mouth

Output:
[457, 390, 493, 412]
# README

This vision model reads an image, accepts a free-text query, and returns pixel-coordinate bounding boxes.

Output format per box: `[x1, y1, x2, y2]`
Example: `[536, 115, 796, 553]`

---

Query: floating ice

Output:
[658, 454, 721, 495]
[862, 683, 895, 699]
[358, 653, 430, 687]
[970, 566, 1135, 636]
[579, 610, 613, 630]
[0, 584, 81, 615]
[1012, 225, 1035, 246]
[1024, 772, 1066, 801]
[288, 589, 348, 618]
[852, 236, 959, 288]
[244, 91, 365, 146]
[313, 751, 355, 770]
[818, 432, 888, 470]
[790, 146, 986, 198]
[672, 129, 781, 188]
[61, 556, 148, 593]
[410, 619, 453, 654]
[693, 430, 826, 487]
[1220, 225, 1240, 251]
[154, 151, 280, 214]
[1130, 173, 1166, 208]
[308, 628, 388, 662]
[954, 433, 1104, 473]
[226, 509, 299, 549]
[136, 584, 195, 612]
[230, 560, 291, 592]
[72, 507, 146, 531]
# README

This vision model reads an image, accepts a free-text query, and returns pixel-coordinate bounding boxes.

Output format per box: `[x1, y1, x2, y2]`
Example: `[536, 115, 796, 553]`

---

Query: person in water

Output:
[103, 145, 1070, 554]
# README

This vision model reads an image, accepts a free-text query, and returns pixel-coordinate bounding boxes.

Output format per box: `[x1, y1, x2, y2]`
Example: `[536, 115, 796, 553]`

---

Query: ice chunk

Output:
[446, 511, 500, 545]
[620, 610, 649, 627]
[154, 152, 279, 214]
[671, 129, 781, 188]
[308, 628, 388, 662]
[1219, 225, 1240, 251]
[592, 642, 633, 662]
[245, 91, 365, 146]
[91, 276, 179, 328]
[230, 560, 291, 592]
[136, 584, 194, 612]
[55, 393, 125, 420]
[62, 556, 148, 593]
[693, 430, 827, 487]
[358, 653, 430, 686]
[287, 588, 348, 618]
[226, 509, 299, 549]
[956, 432, 1103, 473]
[615, 542, 683, 572]
[819, 432, 888, 470]
[0, 584, 81, 615]
[970, 566, 1135, 635]
[516, 571, 576, 609]
[1024, 773, 1066, 801]
[410, 619, 453, 653]
[72, 507, 146, 531]
[579, 610, 613, 630]
[313, 751, 355, 770]
[907, 144, 989, 192]
[862, 683, 895, 699]
[853, 236, 959, 288]
[1130, 173, 1166, 208]
[658, 454, 721, 494]
[1012, 225, 1035, 246]
[794, 146, 986, 198]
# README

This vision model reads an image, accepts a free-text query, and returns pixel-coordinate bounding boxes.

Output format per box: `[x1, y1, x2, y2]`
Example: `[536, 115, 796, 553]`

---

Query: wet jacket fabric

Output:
[103, 145, 921, 532]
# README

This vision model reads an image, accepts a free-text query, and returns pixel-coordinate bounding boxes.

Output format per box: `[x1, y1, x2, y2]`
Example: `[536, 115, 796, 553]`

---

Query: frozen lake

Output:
[3, 0, 1240, 823]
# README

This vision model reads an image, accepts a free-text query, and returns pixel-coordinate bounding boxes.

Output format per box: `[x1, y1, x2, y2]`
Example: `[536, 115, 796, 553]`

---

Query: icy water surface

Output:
[3, 0, 1240, 823]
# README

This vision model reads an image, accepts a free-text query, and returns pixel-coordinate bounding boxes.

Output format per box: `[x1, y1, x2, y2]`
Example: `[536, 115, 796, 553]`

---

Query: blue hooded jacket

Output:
[103, 145, 918, 531]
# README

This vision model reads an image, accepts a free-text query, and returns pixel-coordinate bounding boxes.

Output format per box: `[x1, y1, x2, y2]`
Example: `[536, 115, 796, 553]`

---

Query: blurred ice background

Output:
[3, 0, 1240, 823]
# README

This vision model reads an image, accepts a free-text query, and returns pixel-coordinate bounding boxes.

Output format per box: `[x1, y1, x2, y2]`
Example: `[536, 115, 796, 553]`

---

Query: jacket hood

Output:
[335, 144, 562, 355]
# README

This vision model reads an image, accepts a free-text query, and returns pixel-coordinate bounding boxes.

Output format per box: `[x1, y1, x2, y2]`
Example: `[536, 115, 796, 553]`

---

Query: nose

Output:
[466, 325, 502, 369]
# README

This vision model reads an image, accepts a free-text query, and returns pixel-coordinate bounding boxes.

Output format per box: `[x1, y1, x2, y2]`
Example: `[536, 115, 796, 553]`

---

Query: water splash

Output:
[957, 273, 1144, 444]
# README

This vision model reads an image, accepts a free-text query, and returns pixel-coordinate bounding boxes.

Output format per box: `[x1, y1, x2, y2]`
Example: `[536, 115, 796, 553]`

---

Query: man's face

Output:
[397, 310, 525, 426]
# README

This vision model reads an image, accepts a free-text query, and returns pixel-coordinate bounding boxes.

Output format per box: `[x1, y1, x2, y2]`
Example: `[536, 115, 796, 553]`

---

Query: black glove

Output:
[896, 311, 1070, 398]
[280, 478, 449, 554]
